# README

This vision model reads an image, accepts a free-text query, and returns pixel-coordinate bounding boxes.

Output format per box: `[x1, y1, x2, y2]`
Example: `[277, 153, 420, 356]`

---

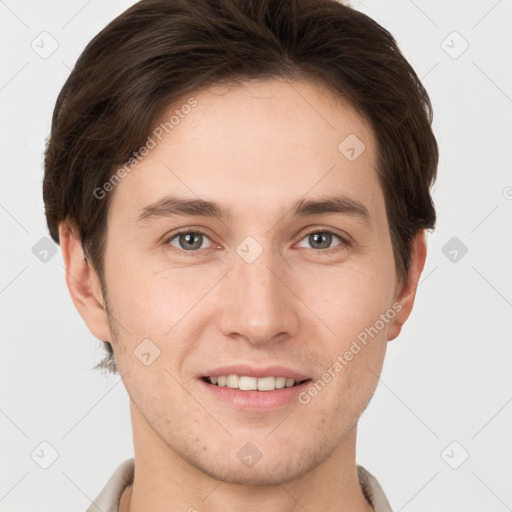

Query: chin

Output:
[184, 442, 325, 487]
[199, 461, 305, 486]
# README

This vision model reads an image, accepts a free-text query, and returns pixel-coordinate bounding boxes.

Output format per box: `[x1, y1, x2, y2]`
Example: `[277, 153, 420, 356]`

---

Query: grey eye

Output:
[168, 231, 211, 251]
[297, 231, 342, 250]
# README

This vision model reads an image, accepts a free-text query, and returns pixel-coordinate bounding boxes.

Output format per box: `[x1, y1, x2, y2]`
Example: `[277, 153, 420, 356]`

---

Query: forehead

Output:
[107, 78, 384, 227]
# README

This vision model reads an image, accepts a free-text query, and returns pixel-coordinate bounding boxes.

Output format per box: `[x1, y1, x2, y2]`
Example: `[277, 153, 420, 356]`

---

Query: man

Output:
[43, 0, 438, 510]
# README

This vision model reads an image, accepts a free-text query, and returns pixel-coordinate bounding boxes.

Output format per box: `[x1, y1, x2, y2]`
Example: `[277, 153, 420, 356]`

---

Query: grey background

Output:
[1, 0, 511, 510]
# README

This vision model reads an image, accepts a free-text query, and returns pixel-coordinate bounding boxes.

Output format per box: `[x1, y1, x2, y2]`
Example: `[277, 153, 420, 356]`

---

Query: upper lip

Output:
[201, 364, 310, 381]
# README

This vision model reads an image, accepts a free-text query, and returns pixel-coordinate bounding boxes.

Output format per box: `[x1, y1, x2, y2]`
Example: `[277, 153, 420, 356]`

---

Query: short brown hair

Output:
[43, 0, 438, 374]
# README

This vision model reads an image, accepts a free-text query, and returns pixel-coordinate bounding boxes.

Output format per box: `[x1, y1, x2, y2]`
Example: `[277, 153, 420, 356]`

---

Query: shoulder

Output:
[357, 465, 394, 512]
[86, 458, 134, 512]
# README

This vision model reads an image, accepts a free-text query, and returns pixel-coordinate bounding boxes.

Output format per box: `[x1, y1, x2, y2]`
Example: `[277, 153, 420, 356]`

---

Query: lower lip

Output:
[199, 378, 312, 411]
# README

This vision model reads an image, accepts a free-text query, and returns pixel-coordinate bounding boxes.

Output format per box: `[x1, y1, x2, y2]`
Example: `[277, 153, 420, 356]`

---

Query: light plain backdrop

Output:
[1, 0, 511, 511]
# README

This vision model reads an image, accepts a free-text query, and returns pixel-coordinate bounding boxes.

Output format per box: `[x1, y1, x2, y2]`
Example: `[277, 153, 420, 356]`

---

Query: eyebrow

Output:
[136, 194, 370, 224]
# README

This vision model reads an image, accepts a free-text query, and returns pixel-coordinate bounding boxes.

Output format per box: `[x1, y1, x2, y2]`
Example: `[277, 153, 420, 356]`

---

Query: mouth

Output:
[198, 365, 313, 410]
[201, 375, 311, 391]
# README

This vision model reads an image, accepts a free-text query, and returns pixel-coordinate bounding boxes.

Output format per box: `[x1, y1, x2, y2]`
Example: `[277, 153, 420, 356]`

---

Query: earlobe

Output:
[387, 230, 427, 341]
[58, 222, 111, 342]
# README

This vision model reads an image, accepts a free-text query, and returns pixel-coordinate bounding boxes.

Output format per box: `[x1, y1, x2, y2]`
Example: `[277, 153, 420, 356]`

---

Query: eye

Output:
[166, 230, 213, 252]
[164, 228, 349, 256]
[296, 230, 348, 252]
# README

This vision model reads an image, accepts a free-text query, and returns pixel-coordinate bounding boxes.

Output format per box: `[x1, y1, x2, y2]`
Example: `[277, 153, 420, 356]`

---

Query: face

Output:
[91, 78, 407, 484]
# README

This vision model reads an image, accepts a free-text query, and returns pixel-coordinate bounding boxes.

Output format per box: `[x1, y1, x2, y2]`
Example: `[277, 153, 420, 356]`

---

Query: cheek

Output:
[103, 256, 212, 374]
[296, 254, 395, 404]
[300, 302, 389, 426]
[303, 257, 395, 338]
[104, 252, 184, 330]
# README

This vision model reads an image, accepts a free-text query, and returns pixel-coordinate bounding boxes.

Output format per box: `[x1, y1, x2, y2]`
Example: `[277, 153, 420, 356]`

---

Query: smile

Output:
[203, 375, 308, 391]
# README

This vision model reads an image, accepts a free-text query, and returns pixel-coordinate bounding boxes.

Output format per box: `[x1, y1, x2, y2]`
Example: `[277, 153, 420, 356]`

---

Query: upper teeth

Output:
[208, 375, 298, 391]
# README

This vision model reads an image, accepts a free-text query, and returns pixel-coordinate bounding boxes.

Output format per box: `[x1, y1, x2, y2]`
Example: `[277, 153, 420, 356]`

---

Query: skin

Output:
[59, 78, 426, 512]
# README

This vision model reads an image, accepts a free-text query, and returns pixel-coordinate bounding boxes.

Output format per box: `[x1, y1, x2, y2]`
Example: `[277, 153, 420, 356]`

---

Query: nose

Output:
[217, 244, 299, 346]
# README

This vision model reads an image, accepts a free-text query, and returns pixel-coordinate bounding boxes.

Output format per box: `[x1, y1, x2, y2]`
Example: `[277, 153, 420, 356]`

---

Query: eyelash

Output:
[164, 228, 351, 257]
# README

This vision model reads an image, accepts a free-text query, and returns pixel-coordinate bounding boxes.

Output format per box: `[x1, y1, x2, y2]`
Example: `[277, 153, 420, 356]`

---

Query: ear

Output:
[387, 230, 427, 341]
[58, 221, 111, 342]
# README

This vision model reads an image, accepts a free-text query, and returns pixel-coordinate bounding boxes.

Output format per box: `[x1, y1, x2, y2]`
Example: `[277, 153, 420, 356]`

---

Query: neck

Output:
[121, 404, 374, 512]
